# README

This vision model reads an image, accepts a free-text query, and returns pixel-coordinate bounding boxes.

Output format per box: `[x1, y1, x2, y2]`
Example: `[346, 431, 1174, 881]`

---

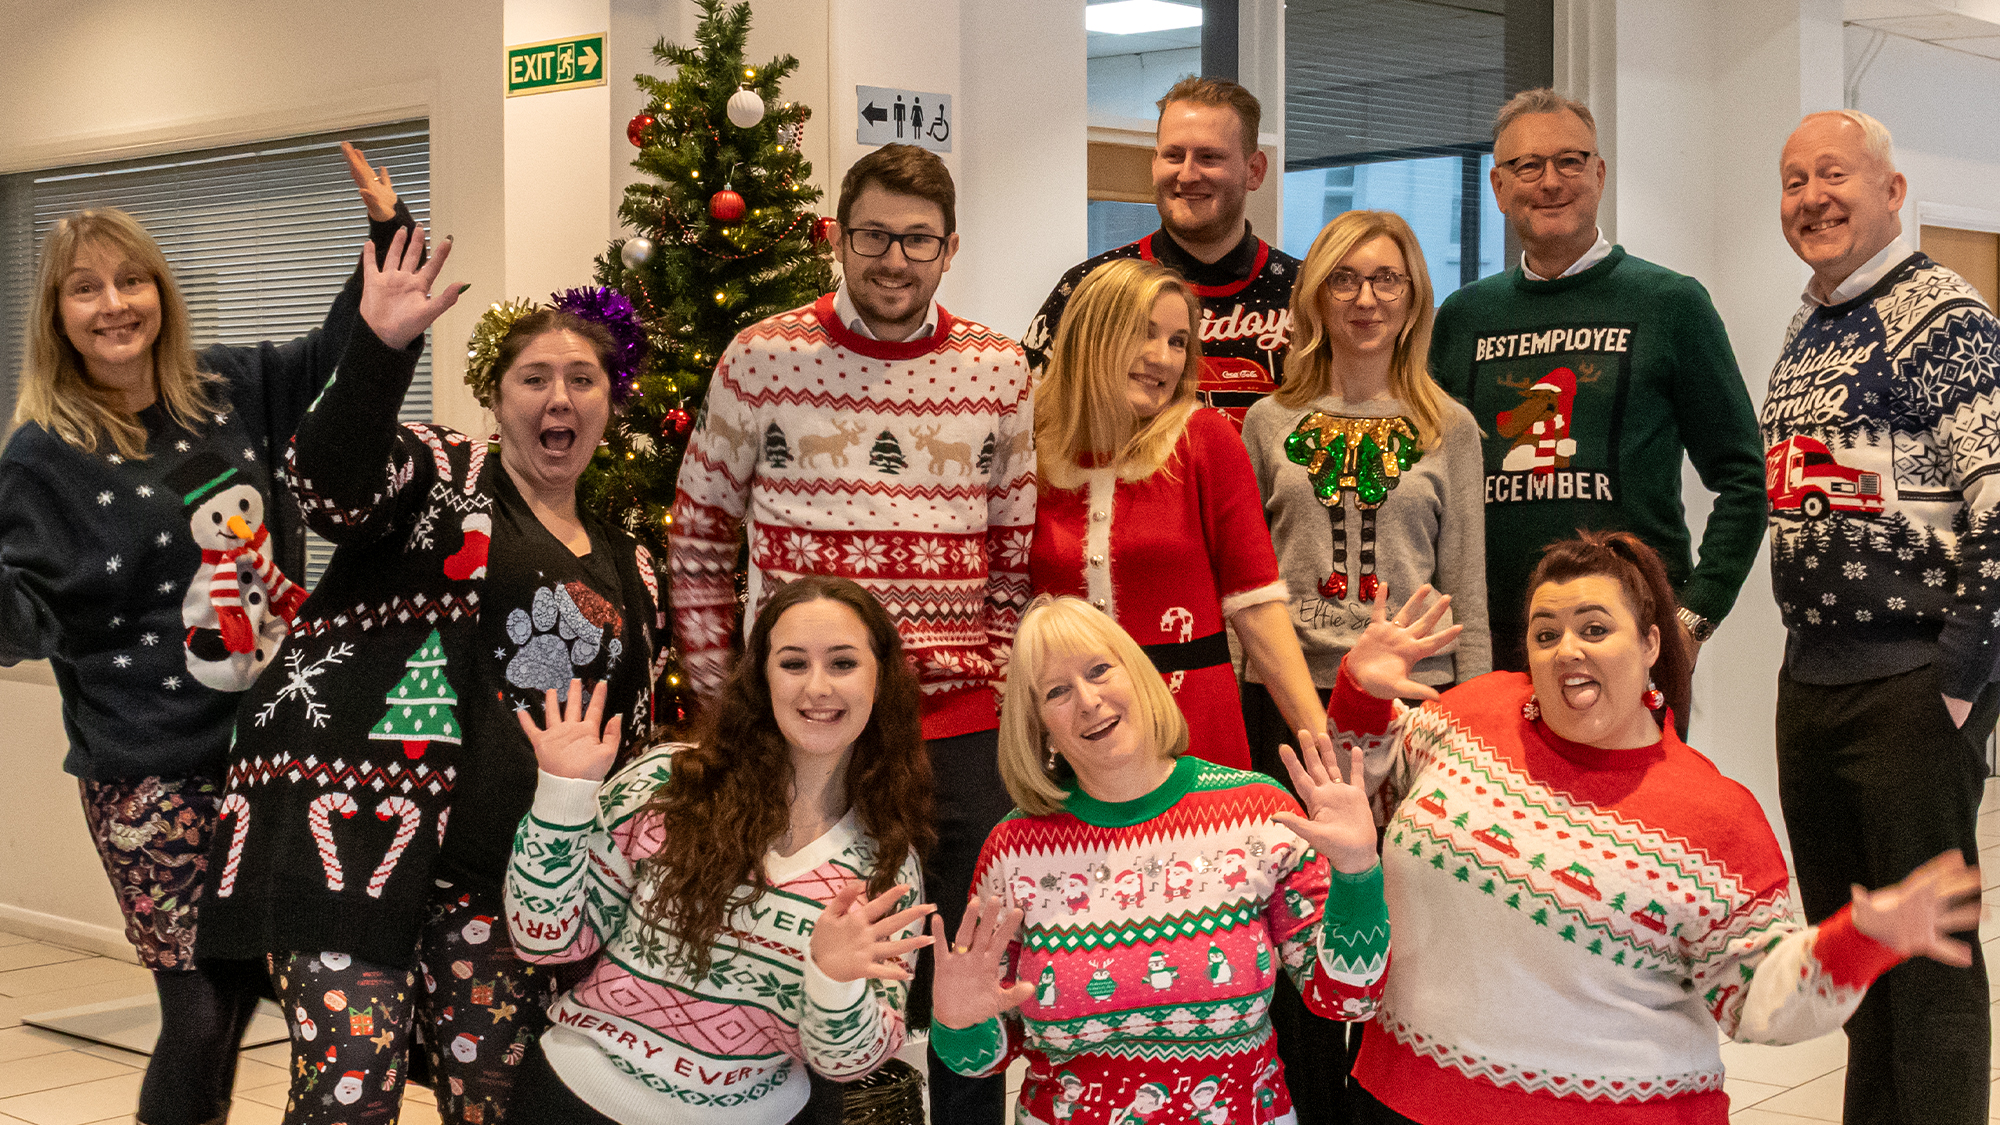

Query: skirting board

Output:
[0, 903, 140, 965]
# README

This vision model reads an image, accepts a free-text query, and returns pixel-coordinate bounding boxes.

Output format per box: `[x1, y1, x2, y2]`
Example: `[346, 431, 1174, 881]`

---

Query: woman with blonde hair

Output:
[1029, 257, 1324, 771]
[0, 143, 414, 1125]
[1240, 210, 1487, 1123]
[931, 594, 1390, 1124]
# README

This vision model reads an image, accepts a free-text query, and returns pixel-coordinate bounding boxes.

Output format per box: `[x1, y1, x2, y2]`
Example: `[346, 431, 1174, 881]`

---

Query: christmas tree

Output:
[368, 629, 462, 760]
[869, 430, 906, 474]
[580, 0, 834, 723]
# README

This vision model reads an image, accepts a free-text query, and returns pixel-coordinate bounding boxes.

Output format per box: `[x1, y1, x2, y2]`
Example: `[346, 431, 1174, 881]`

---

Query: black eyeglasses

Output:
[1325, 269, 1408, 302]
[1496, 150, 1596, 183]
[843, 228, 946, 262]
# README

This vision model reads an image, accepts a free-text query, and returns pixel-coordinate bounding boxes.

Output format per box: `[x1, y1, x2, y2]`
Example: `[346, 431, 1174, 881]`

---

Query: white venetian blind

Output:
[0, 121, 433, 585]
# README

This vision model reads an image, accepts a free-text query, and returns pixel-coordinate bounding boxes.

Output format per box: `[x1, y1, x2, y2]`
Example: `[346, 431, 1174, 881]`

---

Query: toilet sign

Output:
[856, 85, 952, 153]
[507, 33, 607, 97]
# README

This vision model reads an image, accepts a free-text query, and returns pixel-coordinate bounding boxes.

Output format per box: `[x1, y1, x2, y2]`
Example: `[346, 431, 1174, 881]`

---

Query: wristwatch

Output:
[1676, 606, 1715, 643]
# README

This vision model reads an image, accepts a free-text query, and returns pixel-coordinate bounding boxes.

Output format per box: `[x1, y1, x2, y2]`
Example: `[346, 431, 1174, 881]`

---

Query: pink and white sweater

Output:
[669, 293, 1036, 740]
[1333, 668, 1905, 1125]
[504, 744, 923, 1124]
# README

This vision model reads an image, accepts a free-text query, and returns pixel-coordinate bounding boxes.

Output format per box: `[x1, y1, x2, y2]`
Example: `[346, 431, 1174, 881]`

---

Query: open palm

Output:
[1346, 584, 1462, 702]
[1273, 732, 1379, 875]
[359, 225, 465, 351]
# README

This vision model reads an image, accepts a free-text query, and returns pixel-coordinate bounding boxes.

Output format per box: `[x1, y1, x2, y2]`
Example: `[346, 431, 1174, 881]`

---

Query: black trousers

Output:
[1244, 680, 1357, 1125]
[912, 725, 1014, 1125]
[1776, 662, 1998, 1125]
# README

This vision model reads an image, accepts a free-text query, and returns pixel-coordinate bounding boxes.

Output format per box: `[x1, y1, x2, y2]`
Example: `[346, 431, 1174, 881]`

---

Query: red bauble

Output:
[708, 189, 746, 222]
[627, 113, 655, 147]
[664, 407, 693, 436]
[810, 215, 830, 245]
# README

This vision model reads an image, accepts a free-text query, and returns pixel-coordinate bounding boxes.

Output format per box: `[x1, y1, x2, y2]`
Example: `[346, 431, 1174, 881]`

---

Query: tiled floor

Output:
[3, 782, 2000, 1123]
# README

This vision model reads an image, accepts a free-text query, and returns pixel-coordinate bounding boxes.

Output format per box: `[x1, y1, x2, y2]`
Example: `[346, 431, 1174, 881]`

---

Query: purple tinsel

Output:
[551, 286, 647, 403]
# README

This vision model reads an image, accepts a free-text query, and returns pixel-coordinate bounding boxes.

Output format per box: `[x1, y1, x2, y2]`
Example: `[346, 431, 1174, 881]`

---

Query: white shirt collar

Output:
[1803, 235, 1915, 307]
[1521, 229, 1613, 281]
[833, 283, 937, 342]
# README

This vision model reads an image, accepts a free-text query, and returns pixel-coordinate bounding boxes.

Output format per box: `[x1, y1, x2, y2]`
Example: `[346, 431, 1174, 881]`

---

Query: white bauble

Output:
[619, 236, 655, 270]
[727, 87, 767, 129]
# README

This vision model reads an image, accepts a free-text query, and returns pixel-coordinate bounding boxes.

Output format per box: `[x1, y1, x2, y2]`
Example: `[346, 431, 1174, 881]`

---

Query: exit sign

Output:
[506, 33, 607, 97]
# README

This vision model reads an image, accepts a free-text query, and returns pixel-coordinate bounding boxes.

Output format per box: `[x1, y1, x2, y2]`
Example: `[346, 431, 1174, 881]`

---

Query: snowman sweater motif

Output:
[505, 747, 923, 1125]
[1760, 252, 2000, 699]
[931, 756, 1390, 1125]
[670, 293, 1035, 740]
[1333, 669, 1904, 1125]
[0, 205, 413, 781]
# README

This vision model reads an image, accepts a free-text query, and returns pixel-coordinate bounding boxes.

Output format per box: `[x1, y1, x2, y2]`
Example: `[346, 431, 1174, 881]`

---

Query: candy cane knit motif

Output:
[216, 793, 251, 898]
[308, 793, 360, 891]
[366, 797, 423, 899]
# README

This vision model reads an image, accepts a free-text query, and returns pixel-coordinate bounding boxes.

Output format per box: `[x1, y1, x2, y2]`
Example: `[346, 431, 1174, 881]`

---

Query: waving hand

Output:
[1345, 584, 1462, 702]
[360, 225, 466, 350]
[1272, 731, 1380, 875]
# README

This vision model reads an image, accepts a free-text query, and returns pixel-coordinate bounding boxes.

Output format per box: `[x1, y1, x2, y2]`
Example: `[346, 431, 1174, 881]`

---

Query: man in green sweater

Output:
[1431, 88, 1766, 677]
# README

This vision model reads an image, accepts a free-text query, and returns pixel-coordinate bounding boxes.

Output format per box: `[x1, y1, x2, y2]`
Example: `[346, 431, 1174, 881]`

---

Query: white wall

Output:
[1847, 27, 2000, 225]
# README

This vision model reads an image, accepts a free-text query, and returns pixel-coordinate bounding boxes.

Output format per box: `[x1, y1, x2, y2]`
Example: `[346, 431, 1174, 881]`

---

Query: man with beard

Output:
[1429, 88, 1765, 678]
[669, 143, 1034, 1124]
[1024, 77, 1296, 426]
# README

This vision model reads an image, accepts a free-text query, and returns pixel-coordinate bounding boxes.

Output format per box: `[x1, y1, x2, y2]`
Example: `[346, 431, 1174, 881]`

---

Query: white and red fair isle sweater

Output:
[932, 756, 1390, 1125]
[1332, 667, 1904, 1125]
[670, 293, 1035, 739]
[505, 745, 923, 1124]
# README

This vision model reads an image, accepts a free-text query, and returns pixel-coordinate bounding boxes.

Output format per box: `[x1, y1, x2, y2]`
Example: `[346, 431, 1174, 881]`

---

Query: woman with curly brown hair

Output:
[503, 574, 938, 1124]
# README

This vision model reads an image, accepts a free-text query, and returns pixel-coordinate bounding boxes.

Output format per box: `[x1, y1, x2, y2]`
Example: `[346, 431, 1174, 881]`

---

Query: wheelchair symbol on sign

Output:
[926, 102, 950, 144]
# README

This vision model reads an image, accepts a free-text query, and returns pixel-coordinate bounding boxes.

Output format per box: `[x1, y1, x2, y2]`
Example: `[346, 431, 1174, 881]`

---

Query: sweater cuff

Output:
[1811, 904, 1906, 990]
[1222, 580, 1290, 619]
[530, 770, 602, 825]
[1331, 658, 1396, 736]
[930, 1017, 1006, 1076]
[800, 949, 870, 1013]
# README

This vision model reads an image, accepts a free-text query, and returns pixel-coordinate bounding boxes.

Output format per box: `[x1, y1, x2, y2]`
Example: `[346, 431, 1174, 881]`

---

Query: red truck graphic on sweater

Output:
[1765, 435, 1884, 520]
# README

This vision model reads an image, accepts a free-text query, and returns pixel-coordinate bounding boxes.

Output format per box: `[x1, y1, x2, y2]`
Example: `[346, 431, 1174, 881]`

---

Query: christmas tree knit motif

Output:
[869, 429, 906, 474]
[763, 422, 793, 469]
[1283, 413, 1422, 602]
[367, 629, 462, 761]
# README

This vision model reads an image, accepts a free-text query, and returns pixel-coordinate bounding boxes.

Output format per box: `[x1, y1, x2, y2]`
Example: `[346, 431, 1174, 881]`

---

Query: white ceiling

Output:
[1845, 0, 2000, 60]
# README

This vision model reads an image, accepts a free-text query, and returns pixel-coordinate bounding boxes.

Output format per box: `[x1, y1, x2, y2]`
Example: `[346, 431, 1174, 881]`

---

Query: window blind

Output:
[0, 121, 433, 586]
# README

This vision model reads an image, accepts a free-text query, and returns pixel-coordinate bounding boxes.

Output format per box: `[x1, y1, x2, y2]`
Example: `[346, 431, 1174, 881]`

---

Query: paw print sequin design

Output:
[504, 582, 624, 699]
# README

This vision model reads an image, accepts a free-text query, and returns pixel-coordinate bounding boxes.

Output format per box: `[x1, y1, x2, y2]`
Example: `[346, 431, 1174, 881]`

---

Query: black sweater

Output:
[0, 204, 414, 781]
[197, 323, 659, 966]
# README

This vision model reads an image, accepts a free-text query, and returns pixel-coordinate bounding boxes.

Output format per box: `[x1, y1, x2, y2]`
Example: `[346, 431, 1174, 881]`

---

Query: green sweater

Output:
[1430, 248, 1766, 661]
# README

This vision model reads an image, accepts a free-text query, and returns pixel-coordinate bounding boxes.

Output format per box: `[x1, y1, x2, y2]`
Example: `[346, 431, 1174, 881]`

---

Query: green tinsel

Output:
[463, 299, 541, 407]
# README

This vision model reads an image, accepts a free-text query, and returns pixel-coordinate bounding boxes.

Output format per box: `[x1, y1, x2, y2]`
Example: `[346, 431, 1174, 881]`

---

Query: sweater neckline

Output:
[1514, 677, 1672, 769]
[1509, 245, 1628, 294]
[1816, 251, 1926, 319]
[1064, 754, 1200, 827]
[766, 807, 861, 884]
[812, 292, 956, 359]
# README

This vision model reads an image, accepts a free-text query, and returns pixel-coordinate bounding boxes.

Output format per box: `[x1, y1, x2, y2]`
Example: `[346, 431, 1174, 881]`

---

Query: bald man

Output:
[1763, 109, 2000, 1125]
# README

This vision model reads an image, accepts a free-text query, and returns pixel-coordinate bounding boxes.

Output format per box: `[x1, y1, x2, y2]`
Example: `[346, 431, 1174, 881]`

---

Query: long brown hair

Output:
[633, 576, 932, 979]
[1035, 258, 1202, 489]
[21, 208, 222, 459]
[1277, 210, 1449, 450]
[1524, 531, 1693, 736]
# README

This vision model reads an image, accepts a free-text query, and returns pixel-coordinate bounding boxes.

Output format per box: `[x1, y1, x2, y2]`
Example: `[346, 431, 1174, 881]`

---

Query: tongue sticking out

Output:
[1561, 680, 1601, 710]
[540, 428, 575, 452]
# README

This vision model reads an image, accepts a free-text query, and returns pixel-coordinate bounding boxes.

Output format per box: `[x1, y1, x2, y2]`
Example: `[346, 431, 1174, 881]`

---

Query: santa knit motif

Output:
[505, 745, 921, 1125]
[1760, 251, 2000, 698]
[931, 756, 1389, 1125]
[1334, 669, 1904, 1125]
[670, 293, 1035, 739]
[1023, 230, 1298, 428]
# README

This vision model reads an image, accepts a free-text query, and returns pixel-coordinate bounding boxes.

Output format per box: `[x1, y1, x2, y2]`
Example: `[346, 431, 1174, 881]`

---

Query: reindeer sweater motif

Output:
[671, 293, 1035, 739]
[1429, 249, 1766, 658]
[1760, 252, 2000, 698]
[932, 756, 1390, 1125]
[1333, 668, 1905, 1125]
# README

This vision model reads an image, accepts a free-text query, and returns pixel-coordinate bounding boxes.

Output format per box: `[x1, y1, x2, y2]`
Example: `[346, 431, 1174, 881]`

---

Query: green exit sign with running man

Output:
[506, 34, 607, 97]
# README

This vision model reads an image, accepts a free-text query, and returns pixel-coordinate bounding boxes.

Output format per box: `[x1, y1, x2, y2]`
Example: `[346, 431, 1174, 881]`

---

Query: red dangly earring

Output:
[1522, 697, 1541, 722]
[1642, 681, 1665, 711]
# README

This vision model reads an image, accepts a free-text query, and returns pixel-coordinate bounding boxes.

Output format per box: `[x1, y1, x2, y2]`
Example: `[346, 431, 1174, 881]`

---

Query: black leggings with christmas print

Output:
[270, 881, 568, 1124]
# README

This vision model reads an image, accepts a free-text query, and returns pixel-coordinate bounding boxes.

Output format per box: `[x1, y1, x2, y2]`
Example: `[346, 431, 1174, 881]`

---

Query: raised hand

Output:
[1850, 850, 1984, 967]
[359, 224, 466, 350]
[809, 882, 936, 984]
[1345, 583, 1462, 702]
[342, 141, 399, 222]
[930, 894, 1036, 1030]
[1272, 730, 1380, 875]
[517, 679, 622, 782]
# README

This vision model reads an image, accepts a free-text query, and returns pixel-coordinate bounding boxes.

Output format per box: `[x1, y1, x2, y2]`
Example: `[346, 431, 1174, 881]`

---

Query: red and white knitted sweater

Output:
[1333, 668, 1905, 1125]
[670, 293, 1036, 739]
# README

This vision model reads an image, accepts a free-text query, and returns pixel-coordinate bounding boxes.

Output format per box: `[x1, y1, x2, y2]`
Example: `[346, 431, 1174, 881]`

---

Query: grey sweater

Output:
[1242, 391, 1490, 687]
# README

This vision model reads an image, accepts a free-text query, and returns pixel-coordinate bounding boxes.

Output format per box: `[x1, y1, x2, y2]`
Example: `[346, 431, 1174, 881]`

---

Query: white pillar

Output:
[504, 0, 616, 302]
